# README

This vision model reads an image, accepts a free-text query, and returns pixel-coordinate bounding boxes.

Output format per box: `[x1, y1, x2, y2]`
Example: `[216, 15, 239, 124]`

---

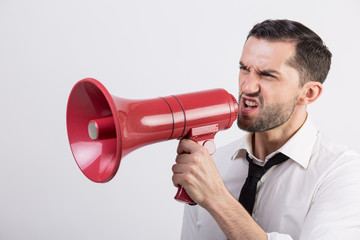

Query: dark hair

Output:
[247, 19, 332, 85]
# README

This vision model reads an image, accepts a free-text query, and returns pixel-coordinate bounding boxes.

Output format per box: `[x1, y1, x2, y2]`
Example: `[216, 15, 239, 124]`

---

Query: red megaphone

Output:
[66, 78, 238, 204]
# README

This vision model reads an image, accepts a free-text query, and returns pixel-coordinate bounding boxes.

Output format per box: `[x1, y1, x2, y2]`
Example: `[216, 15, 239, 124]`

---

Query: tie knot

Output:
[264, 152, 289, 169]
[246, 152, 289, 179]
[247, 161, 266, 179]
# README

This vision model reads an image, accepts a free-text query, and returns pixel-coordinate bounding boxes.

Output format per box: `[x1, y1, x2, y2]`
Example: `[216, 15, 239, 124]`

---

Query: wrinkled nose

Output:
[240, 73, 260, 95]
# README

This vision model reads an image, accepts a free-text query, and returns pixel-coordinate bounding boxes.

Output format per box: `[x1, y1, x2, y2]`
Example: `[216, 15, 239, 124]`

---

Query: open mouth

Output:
[244, 99, 258, 109]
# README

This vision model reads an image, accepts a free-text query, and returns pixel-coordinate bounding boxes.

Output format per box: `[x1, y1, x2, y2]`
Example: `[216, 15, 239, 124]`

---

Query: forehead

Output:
[241, 37, 296, 70]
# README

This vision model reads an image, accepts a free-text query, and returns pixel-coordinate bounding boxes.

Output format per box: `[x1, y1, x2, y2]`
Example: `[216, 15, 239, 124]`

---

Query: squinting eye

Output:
[262, 73, 275, 78]
[239, 66, 249, 72]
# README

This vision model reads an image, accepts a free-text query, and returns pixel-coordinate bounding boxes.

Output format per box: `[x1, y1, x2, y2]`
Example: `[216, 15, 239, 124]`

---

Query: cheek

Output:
[268, 87, 301, 107]
[261, 82, 296, 104]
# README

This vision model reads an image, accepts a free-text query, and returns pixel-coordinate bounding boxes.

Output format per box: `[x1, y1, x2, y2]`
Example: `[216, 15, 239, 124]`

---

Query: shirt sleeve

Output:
[267, 232, 293, 240]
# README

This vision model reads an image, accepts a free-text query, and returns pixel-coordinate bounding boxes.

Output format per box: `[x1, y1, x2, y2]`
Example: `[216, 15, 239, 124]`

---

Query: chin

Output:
[237, 117, 252, 132]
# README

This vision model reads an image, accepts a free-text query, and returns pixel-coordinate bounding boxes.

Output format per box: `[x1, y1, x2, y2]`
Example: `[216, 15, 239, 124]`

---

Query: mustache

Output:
[239, 91, 260, 98]
[239, 92, 264, 106]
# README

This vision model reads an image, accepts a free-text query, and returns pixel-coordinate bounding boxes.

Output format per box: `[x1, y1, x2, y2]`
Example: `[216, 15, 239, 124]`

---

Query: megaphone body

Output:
[67, 78, 238, 204]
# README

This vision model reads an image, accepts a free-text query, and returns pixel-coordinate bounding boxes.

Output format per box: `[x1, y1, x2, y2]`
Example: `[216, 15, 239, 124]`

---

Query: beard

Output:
[237, 92, 299, 133]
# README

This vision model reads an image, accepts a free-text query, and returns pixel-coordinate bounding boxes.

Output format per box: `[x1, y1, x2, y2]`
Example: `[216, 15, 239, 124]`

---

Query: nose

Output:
[239, 72, 260, 95]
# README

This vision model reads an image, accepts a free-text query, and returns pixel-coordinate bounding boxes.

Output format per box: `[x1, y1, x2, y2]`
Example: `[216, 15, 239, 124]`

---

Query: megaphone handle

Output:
[174, 138, 216, 205]
[174, 125, 219, 205]
[175, 186, 196, 205]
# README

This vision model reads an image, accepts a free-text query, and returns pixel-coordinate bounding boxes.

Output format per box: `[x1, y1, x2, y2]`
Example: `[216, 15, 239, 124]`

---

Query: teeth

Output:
[245, 100, 257, 107]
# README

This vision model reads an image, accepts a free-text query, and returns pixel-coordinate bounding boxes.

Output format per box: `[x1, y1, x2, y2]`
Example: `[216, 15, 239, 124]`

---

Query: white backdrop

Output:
[1, 0, 359, 239]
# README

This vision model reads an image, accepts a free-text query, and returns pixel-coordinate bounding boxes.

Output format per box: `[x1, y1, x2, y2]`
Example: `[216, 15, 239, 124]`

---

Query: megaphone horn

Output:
[66, 78, 238, 204]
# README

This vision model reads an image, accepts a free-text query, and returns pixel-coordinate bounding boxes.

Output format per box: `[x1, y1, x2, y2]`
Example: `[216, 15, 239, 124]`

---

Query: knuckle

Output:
[187, 163, 200, 178]
[191, 155, 201, 165]
[187, 164, 196, 174]
[182, 173, 193, 185]
[198, 145, 208, 155]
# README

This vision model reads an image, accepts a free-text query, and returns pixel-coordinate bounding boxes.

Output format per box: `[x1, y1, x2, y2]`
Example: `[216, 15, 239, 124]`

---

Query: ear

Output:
[298, 81, 323, 105]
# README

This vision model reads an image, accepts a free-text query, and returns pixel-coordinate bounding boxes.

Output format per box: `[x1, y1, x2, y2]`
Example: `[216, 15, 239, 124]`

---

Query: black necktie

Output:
[238, 152, 289, 215]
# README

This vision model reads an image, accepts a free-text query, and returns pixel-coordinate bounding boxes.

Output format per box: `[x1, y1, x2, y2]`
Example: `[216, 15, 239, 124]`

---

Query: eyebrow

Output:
[258, 69, 280, 77]
[239, 61, 281, 77]
[239, 61, 247, 69]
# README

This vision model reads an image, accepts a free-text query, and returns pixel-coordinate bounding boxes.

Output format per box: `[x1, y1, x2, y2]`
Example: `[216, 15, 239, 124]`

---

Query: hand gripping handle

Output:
[174, 124, 218, 205]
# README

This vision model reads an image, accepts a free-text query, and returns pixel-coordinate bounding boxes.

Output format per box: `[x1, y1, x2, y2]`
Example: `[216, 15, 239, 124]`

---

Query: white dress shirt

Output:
[180, 117, 360, 239]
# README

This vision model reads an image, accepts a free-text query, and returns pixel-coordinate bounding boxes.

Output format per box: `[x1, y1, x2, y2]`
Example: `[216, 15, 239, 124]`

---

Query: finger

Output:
[172, 163, 190, 187]
[172, 163, 187, 174]
[172, 169, 195, 188]
[175, 153, 194, 164]
[177, 138, 201, 154]
[172, 173, 185, 187]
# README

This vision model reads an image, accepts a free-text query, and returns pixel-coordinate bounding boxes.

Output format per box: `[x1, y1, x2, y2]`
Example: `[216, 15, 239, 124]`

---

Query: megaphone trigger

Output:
[186, 124, 219, 155]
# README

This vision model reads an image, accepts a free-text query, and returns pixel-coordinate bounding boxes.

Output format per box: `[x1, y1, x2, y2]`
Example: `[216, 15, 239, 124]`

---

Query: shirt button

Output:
[260, 175, 266, 183]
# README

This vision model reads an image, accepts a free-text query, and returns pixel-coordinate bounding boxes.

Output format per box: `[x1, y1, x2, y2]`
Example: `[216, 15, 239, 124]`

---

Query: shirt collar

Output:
[231, 117, 319, 169]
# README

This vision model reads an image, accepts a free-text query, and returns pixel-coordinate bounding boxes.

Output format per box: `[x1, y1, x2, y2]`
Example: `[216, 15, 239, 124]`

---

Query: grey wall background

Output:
[1, 0, 359, 239]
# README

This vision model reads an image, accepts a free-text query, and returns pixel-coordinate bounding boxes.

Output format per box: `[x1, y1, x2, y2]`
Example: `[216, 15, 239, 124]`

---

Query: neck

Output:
[252, 107, 307, 160]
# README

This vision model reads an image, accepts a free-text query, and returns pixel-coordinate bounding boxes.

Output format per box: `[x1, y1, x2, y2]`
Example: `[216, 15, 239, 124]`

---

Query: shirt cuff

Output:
[267, 232, 293, 240]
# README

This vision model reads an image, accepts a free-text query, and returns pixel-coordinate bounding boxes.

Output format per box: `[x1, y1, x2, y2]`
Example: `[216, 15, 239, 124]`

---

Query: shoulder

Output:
[310, 133, 360, 194]
[314, 133, 360, 167]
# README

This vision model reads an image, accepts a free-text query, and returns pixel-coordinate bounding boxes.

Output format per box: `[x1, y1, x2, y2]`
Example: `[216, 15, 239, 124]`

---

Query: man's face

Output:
[237, 37, 302, 132]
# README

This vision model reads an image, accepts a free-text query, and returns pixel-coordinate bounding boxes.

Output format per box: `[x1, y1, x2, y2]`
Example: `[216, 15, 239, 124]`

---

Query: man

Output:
[172, 19, 360, 240]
